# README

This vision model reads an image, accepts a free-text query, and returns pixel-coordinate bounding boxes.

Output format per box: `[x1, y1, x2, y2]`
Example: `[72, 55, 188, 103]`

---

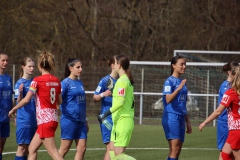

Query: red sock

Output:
[221, 152, 232, 160]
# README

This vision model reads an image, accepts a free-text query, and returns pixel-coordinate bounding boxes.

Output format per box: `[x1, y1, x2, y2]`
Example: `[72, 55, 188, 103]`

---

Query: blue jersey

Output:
[94, 75, 117, 113]
[0, 74, 13, 123]
[14, 78, 37, 128]
[60, 78, 86, 122]
[162, 76, 188, 116]
[217, 80, 230, 121]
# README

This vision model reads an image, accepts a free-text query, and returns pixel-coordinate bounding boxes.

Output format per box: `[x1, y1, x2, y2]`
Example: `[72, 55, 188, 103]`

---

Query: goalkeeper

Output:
[98, 54, 136, 160]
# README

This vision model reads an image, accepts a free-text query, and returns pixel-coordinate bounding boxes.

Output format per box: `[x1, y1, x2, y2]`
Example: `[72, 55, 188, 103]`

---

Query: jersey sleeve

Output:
[61, 80, 68, 97]
[110, 80, 126, 113]
[14, 81, 20, 99]
[94, 79, 105, 95]
[163, 79, 173, 95]
[29, 80, 37, 94]
[220, 90, 233, 107]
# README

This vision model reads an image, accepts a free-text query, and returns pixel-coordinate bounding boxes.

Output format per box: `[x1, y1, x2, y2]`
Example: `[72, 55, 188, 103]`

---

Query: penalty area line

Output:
[3, 147, 217, 155]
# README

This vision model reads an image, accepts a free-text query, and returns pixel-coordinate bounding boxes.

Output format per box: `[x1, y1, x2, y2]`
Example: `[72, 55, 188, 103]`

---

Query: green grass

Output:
[3, 122, 219, 160]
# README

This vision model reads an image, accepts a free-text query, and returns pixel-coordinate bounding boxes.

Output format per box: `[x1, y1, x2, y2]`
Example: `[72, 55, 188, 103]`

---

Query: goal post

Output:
[130, 50, 240, 125]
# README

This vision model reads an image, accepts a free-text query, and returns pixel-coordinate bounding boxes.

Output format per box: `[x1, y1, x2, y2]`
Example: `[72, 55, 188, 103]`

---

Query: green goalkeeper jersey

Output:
[110, 74, 134, 122]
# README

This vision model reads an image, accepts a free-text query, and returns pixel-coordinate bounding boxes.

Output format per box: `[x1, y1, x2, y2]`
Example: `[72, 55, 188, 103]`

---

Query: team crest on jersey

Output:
[221, 94, 230, 104]
[164, 86, 171, 92]
[118, 88, 125, 96]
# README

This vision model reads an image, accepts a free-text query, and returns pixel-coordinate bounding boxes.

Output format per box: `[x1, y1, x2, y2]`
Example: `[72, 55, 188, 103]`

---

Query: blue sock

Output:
[0, 153, 2, 160]
[167, 158, 178, 160]
[15, 156, 27, 160]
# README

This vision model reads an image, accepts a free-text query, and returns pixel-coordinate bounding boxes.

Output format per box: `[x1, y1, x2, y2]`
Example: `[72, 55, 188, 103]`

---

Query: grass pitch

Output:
[3, 122, 219, 160]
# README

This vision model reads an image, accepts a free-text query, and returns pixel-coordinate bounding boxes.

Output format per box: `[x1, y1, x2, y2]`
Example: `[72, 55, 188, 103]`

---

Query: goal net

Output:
[131, 50, 240, 125]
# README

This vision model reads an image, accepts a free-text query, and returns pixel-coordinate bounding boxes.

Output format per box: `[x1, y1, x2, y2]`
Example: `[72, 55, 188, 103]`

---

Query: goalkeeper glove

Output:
[98, 110, 112, 123]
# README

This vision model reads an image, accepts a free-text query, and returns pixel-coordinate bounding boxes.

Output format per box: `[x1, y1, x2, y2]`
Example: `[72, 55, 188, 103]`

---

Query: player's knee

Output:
[221, 152, 232, 160]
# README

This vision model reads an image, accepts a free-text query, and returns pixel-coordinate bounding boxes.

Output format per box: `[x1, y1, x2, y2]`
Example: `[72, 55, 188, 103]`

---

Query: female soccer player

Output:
[93, 55, 117, 160]
[98, 54, 135, 160]
[217, 61, 239, 160]
[58, 58, 88, 160]
[199, 66, 240, 160]
[0, 51, 13, 160]
[9, 52, 63, 160]
[162, 55, 192, 160]
[14, 57, 37, 160]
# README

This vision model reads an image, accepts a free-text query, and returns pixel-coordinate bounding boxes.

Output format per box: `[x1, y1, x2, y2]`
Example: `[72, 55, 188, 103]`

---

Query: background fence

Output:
[7, 61, 226, 126]
[7, 50, 240, 125]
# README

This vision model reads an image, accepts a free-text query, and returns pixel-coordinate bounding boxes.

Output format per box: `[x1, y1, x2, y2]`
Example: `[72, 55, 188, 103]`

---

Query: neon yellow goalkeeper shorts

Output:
[111, 117, 134, 147]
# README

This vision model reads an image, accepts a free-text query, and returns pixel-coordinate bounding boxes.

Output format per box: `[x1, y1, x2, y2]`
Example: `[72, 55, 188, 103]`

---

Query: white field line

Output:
[3, 147, 218, 155]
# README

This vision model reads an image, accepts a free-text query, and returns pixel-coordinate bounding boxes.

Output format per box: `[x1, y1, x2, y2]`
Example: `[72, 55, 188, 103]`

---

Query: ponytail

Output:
[126, 69, 134, 85]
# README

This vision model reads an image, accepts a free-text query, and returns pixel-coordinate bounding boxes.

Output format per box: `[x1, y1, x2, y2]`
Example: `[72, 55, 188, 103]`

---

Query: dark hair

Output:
[19, 57, 34, 78]
[63, 58, 80, 79]
[170, 55, 185, 75]
[116, 54, 134, 85]
[0, 51, 7, 56]
[222, 61, 239, 73]
[38, 52, 55, 72]
[107, 55, 117, 67]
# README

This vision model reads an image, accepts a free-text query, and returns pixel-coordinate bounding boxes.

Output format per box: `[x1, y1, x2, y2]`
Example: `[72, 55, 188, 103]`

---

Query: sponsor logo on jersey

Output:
[7, 80, 11, 86]
[164, 86, 171, 92]
[1, 91, 12, 98]
[96, 86, 101, 92]
[179, 94, 187, 102]
[221, 94, 230, 104]
[118, 88, 125, 96]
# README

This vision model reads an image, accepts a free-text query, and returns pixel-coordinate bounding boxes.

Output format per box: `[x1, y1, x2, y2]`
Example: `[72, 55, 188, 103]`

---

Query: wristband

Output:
[100, 93, 104, 98]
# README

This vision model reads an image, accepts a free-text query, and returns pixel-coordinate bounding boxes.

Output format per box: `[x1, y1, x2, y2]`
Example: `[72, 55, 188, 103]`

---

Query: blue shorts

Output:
[0, 123, 10, 138]
[60, 117, 87, 140]
[100, 116, 113, 144]
[217, 120, 228, 150]
[162, 112, 185, 142]
[16, 127, 37, 145]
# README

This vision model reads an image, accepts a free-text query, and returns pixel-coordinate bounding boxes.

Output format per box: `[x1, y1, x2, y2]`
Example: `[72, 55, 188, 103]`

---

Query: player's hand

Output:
[104, 90, 112, 97]
[177, 79, 187, 91]
[8, 109, 16, 118]
[86, 121, 89, 133]
[98, 114, 104, 123]
[19, 83, 24, 93]
[186, 122, 192, 134]
[199, 122, 206, 131]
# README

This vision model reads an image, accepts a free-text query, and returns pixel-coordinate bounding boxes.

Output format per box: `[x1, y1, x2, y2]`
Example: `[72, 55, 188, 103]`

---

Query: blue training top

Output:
[60, 77, 86, 122]
[14, 78, 37, 128]
[217, 80, 231, 122]
[0, 74, 13, 123]
[94, 75, 117, 114]
[162, 76, 188, 116]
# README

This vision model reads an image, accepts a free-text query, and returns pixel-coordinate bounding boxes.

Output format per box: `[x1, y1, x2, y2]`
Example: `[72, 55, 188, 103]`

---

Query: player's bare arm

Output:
[166, 79, 187, 104]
